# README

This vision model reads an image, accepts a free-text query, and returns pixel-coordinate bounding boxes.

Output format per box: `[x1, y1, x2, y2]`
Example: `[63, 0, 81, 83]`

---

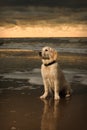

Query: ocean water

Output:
[0, 37, 87, 54]
[0, 37, 87, 91]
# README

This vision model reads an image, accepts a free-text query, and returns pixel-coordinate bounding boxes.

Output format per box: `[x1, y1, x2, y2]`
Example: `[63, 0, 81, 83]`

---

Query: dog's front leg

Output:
[40, 80, 49, 99]
[54, 81, 60, 100]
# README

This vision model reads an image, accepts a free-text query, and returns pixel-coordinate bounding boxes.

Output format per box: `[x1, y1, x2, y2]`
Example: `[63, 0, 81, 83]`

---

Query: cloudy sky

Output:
[0, 0, 87, 37]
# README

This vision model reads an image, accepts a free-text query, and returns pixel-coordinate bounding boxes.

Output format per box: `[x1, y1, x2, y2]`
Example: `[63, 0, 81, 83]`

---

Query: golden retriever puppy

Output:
[39, 46, 72, 100]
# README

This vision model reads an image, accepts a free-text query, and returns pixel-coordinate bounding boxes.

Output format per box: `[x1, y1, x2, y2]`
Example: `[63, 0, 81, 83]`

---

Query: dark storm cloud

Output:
[0, 0, 87, 7]
[0, 6, 87, 27]
[0, 1, 87, 27]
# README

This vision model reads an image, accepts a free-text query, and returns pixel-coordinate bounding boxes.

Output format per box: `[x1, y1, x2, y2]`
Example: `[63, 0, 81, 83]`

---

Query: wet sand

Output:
[0, 57, 87, 130]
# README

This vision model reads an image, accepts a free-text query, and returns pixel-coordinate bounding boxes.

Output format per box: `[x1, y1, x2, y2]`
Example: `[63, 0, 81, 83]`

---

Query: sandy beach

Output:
[0, 55, 87, 130]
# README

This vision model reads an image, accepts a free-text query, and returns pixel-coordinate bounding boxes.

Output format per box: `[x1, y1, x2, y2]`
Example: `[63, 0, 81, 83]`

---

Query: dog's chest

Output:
[41, 65, 57, 79]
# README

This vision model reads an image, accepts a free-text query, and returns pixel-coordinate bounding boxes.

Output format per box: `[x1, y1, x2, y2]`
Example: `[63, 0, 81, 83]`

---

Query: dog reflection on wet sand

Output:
[41, 99, 59, 130]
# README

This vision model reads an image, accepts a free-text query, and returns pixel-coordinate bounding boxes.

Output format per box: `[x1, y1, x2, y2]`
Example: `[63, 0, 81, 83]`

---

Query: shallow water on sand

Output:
[0, 57, 87, 130]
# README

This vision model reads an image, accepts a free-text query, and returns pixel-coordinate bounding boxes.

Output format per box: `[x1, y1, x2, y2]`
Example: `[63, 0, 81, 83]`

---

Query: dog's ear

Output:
[50, 48, 58, 61]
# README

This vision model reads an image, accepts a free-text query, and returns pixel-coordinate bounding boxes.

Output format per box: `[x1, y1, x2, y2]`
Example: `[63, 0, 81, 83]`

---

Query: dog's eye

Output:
[45, 49, 48, 51]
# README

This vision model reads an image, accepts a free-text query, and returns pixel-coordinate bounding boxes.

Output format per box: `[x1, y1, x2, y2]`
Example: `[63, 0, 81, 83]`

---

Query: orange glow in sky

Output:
[0, 24, 87, 37]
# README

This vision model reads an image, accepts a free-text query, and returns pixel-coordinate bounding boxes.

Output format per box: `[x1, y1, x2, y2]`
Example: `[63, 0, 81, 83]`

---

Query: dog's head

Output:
[39, 46, 58, 65]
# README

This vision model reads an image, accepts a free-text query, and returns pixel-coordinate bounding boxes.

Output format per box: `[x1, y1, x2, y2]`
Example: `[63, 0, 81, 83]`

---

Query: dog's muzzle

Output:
[39, 51, 50, 60]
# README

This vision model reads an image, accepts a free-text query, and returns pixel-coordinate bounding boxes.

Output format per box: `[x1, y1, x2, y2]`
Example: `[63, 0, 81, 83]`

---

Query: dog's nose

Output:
[39, 51, 42, 56]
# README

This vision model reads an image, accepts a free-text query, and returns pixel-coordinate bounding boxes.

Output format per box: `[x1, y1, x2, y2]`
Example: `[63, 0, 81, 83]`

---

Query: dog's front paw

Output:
[65, 93, 71, 98]
[40, 94, 48, 99]
[54, 95, 60, 100]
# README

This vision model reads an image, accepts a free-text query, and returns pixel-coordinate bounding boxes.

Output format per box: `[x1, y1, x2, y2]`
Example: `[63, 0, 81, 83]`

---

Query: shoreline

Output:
[0, 49, 87, 66]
